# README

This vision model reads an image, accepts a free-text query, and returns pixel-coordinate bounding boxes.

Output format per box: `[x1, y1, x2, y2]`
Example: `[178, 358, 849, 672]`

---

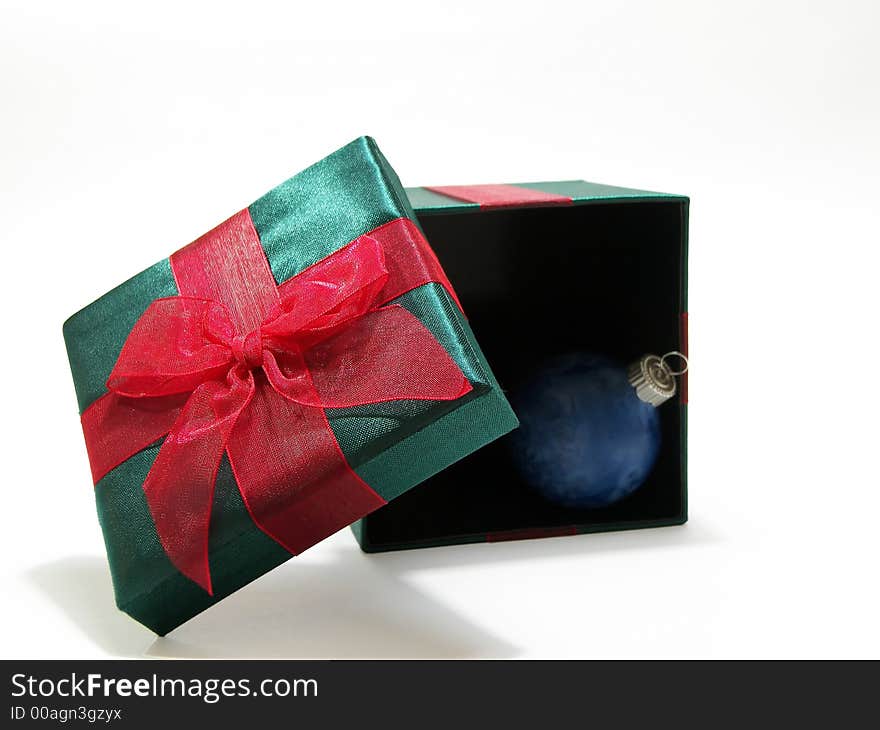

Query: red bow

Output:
[91, 213, 470, 594]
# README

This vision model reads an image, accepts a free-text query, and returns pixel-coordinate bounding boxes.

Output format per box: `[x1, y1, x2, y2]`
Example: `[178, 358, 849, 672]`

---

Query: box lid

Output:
[63, 137, 517, 633]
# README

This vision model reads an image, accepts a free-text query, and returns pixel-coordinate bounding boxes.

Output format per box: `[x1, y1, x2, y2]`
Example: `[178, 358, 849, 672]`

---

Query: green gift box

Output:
[63, 138, 518, 635]
[354, 181, 689, 551]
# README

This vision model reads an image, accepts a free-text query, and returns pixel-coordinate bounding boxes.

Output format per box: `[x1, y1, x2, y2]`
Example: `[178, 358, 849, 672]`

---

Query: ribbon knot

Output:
[99, 217, 472, 595]
[231, 331, 264, 370]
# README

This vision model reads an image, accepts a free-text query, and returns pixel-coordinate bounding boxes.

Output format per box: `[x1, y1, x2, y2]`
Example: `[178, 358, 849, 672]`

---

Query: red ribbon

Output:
[423, 184, 572, 208]
[82, 213, 470, 594]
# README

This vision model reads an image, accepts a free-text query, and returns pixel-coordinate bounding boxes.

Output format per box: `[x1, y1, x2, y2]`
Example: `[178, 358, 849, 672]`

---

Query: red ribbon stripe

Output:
[424, 184, 572, 209]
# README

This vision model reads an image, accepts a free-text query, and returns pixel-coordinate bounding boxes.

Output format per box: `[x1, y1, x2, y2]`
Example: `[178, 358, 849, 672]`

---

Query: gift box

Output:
[63, 138, 518, 634]
[353, 181, 688, 551]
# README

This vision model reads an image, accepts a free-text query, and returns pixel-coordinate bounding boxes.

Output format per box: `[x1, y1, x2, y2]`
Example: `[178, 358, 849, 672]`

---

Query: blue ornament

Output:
[508, 352, 680, 509]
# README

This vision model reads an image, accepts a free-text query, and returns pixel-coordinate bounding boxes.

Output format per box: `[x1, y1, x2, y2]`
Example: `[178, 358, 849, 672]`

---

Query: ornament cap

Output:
[627, 353, 685, 407]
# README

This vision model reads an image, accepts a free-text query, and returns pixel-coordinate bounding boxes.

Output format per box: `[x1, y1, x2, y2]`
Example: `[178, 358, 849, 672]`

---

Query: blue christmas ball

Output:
[508, 353, 661, 508]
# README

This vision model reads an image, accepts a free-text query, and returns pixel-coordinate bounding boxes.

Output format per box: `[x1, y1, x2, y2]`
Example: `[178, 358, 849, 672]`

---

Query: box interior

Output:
[363, 201, 686, 549]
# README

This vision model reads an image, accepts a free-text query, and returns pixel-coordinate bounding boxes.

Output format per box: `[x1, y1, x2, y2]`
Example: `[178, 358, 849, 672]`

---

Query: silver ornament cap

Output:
[627, 353, 686, 407]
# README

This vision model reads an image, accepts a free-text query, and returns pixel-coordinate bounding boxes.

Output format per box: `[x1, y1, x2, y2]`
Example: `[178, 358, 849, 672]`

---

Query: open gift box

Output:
[354, 181, 689, 551]
[63, 137, 687, 634]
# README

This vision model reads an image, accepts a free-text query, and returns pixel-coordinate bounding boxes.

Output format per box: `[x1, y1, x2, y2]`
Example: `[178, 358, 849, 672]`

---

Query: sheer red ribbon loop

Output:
[85, 214, 470, 594]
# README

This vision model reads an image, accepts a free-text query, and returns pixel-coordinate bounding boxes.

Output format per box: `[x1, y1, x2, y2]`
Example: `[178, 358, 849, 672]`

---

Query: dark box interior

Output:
[359, 200, 688, 550]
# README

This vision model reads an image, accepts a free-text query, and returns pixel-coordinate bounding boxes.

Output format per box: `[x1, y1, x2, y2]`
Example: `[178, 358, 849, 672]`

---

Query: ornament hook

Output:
[660, 351, 689, 376]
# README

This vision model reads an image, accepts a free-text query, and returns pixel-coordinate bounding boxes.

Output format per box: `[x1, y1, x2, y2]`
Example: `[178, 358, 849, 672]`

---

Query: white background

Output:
[1, 0, 878, 659]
